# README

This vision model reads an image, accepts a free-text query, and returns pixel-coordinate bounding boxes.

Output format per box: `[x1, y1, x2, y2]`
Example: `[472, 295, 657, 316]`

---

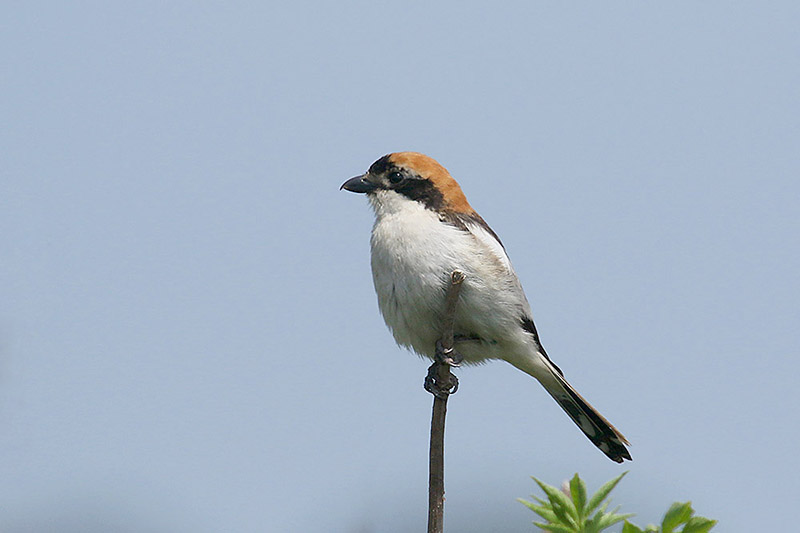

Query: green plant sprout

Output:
[518, 472, 717, 533]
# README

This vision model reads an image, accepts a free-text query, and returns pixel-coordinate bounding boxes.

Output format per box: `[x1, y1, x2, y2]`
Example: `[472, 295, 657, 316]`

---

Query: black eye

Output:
[388, 171, 404, 184]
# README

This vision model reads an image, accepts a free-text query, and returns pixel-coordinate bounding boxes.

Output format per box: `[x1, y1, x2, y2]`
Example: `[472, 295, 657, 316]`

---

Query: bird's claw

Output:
[435, 340, 463, 367]
[424, 361, 459, 399]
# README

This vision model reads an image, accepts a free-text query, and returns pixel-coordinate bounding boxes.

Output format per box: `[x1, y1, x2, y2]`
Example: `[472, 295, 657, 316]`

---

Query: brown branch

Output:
[427, 270, 465, 533]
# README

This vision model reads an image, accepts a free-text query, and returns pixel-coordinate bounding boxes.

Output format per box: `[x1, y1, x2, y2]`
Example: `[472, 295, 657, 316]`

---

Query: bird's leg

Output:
[424, 340, 462, 399]
[435, 339, 463, 367]
[424, 271, 465, 399]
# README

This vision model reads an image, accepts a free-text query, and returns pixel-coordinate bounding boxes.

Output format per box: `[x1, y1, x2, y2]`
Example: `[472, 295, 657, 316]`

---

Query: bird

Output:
[341, 152, 631, 463]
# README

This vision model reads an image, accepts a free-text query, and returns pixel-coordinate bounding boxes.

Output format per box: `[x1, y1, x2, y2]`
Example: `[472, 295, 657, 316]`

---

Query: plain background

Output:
[2, 2, 798, 532]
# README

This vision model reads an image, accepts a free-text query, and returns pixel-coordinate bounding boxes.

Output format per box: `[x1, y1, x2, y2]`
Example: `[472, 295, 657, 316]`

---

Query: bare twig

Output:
[440, 270, 465, 353]
[427, 270, 465, 533]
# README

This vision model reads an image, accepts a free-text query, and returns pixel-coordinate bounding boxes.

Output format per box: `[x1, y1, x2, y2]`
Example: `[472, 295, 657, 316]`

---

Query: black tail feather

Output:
[553, 379, 631, 463]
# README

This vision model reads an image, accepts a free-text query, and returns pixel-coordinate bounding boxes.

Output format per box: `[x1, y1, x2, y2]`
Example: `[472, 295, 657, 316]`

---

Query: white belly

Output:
[368, 195, 532, 363]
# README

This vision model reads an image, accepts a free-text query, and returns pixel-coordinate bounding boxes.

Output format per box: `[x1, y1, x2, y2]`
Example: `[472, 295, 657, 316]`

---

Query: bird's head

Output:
[341, 152, 474, 215]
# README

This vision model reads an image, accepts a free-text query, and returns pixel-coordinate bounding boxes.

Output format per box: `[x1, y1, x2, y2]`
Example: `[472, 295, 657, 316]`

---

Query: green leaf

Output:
[517, 498, 559, 523]
[569, 473, 588, 519]
[583, 506, 633, 533]
[622, 521, 645, 533]
[584, 511, 601, 533]
[534, 521, 575, 533]
[535, 508, 561, 523]
[586, 471, 628, 516]
[533, 477, 579, 526]
[661, 502, 694, 532]
[551, 499, 577, 527]
[516, 498, 539, 513]
[681, 516, 717, 533]
[596, 510, 634, 531]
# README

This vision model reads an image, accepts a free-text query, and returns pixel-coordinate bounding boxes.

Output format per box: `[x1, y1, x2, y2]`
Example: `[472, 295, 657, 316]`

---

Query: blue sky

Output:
[2, 2, 798, 531]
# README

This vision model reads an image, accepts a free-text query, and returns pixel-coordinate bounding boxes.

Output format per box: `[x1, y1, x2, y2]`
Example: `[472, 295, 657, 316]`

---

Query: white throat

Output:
[368, 190, 429, 219]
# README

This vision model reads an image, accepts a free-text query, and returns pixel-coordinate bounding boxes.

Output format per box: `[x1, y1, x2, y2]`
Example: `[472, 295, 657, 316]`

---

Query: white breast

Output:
[368, 191, 533, 363]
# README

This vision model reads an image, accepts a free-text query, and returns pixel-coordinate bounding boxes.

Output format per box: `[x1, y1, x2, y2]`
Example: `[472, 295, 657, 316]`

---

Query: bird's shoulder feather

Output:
[440, 211, 513, 273]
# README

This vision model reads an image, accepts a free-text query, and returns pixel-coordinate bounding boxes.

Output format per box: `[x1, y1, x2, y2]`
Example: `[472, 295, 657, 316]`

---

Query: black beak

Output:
[341, 174, 378, 193]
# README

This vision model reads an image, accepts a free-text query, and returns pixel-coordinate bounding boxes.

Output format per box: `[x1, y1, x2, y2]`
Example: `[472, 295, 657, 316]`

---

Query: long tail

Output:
[513, 355, 632, 463]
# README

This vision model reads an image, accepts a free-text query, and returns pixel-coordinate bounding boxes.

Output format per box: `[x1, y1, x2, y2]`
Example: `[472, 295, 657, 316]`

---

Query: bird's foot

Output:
[425, 340, 462, 399]
[424, 362, 459, 399]
[435, 339, 463, 367]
